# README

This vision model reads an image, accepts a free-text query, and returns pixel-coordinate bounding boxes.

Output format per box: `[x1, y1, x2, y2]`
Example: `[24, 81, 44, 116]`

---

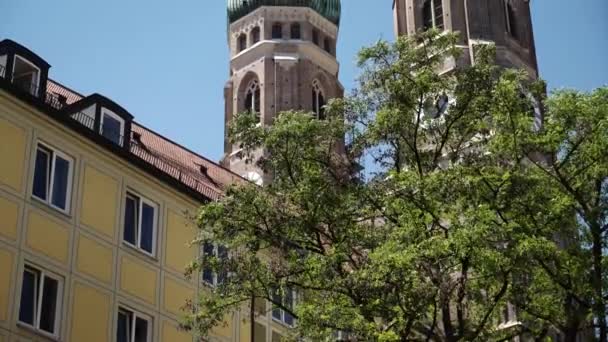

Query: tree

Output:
[184, 30, 608, 341]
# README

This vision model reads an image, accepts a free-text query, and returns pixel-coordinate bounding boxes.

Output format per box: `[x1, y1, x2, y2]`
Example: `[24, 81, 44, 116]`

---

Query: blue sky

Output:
[2, 0, 606, 162]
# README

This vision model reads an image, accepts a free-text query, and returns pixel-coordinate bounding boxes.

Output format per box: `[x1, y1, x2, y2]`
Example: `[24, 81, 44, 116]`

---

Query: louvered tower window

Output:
[423, 0, 444, 31]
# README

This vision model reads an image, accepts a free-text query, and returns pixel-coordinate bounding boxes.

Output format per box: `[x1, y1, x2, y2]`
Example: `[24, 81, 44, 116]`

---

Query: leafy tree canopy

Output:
[184, 30, 608, 342]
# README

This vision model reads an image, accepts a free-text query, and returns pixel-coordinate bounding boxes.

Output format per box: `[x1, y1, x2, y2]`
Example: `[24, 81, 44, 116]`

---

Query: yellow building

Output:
[0, 39, 292, 342]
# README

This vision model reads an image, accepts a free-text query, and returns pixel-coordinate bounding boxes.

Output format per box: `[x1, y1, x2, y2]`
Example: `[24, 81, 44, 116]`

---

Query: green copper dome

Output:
[227, 0, 341, 25]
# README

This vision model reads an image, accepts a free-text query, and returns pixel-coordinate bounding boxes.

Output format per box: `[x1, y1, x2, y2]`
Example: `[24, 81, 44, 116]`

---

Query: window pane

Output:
[272, 24, 282, 39]
[117, 310, 131, 342]
[19, 269, 38, 325]
[102, 114, 123, 145]
[319, 94, 326, 120]
[272, 291, 282, 320]
[434, 0, 444, 29]
[218, 246, 228, 284]
[291, 24, 301, 39]
[134, 317, 149, 342]
[33, 148, 50, 200]
[284, 312, 294, 326]
[140, 202, 156, 254]
[284, 290, 294, 325]
[202, 243, 214, 284]
[51, 155, 71, 210]
[39, 276, 59, 334]
[124, 196, 138, 245]
[252, 27, 260, 43]
[423, 0, 433, 30]
[245, 92, 253, 113]
[254, 89, 261, 113]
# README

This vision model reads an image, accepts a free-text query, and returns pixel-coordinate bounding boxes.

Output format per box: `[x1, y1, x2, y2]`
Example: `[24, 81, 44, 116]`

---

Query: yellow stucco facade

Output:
[0, 84, 291, 341]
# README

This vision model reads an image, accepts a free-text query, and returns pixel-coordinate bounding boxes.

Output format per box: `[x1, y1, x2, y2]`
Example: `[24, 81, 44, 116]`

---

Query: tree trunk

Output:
[592, 227, 607, 342]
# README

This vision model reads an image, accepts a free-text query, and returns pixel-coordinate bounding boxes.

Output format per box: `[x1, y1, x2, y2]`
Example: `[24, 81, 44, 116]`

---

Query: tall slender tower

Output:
[223, 0, 343, 185]
[393, 0, 538, 77]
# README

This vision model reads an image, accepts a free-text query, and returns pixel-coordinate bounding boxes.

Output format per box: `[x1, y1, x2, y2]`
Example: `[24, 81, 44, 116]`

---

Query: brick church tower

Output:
[392, 0, 539, 77]
[222, 0, 343, 185]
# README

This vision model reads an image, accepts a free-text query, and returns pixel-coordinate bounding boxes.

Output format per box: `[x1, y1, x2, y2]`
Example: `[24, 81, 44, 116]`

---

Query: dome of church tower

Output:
[227, 0, 341, 25]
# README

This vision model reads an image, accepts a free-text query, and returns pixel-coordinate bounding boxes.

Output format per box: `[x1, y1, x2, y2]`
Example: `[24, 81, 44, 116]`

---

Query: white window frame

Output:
[100, 108, 125, 145]
[201, 243, 229, 287]
[12, 54, 41, 96]
[272, 288, 296, 327]
[117, 306, 153, 342]
[32, 141, 74, 214]
[123, 191, 158, 257]
[18, 264, 63, 339]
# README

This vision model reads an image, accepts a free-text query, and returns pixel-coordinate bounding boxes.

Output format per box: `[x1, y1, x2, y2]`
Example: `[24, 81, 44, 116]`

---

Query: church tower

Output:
[223, 0, 343, 185]
[392, 0, 538, 77]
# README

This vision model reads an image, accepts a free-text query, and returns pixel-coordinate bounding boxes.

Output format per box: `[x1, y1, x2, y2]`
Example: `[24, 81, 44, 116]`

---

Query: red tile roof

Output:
[45, 79, 244, 201]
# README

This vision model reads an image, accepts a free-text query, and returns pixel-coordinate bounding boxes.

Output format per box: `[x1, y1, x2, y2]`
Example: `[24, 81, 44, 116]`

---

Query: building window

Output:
[312, 29, 320, 45]
[422, 0, 444, 31]
[117, 307, 152, 342]
[123, 192, 158, 256]
[244, 79, 261, 122]
[251, 27, 261, 44]
[290, 23, 301, 39]
[312, 80, 326, 120]
[0, 55, 7, 78]
[238, 34, 247, 52]
[100, 108, 125, 146]
[12, 55, 41, 96]
[18, 265, 63, 338]
[32, 142, 73, 213]
[323, 38, 332, 54]
[272, 288, 295, 327]
[504, 0, 518, 40]
[272, 23, 283, 39]
[201, 243, 228, 286]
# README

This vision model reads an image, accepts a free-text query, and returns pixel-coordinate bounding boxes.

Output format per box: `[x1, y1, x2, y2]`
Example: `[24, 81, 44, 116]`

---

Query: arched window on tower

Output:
[251, 26, 261, 44]
[244, 79, 261, 122]
[504, 0, 519, 40]
[312, 29, 320, 45]
[291, 23, 301, 39]
[237, 34, 247, 53]
[312, 80, 326, 120]
[422, 0, 444, 31]
[323, 38, 332, 54]
[272, 23, 283, 39]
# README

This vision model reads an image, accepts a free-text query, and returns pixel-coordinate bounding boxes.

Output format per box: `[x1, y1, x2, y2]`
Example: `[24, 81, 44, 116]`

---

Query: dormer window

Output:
[0, 40, 51, 99]
[12, 55, 41, 96]
[100, 108, 125, 146]
[62, 94, 133, 148]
